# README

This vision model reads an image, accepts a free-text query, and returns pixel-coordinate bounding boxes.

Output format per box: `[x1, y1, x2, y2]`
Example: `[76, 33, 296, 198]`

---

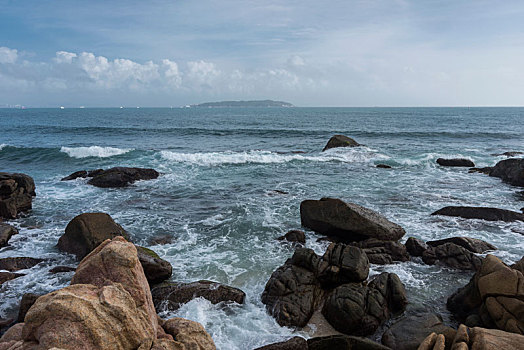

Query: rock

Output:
[0, 223, 18, 247]
[254, 336, 307, 350]
[136, 246, 173, 284]
[49, 266, 76, 273]
[57, 212, 129, 259]
[317, 243, 369, 286]
[492, 151, 524, 157]
[87, 167, 159, 188]
[162, 317, 216, 350]
[322, 272, 407, 336]
[16, 293, 40, 323]
[405, 237, 427, 257]
[431, 206, 524, 222]
[426, 237, 496, 253]
[60, 170, 88, 181]
[277, 230, 306, 244]
[0, 271, 23, 285]
[436, 158, 475, 167]
[468, 167, 493, 174]
[0, 318, 13, 330]
[0, 172, 35, 220]
[376, 164, 392, 169]
[350, 238, 409, 265]
[308, 335, 391, 350]
[381, 313, 456, 350]
[422, 243, 482, 270]
[447, 254, 524, 334]
[300, 198, 405, 242]
[149, 235, 174, 245]
[489, 158, 524, 187]
[322, 135, 360, 151]
[0, 257, 44, 271]
[152, 280, 246, 312]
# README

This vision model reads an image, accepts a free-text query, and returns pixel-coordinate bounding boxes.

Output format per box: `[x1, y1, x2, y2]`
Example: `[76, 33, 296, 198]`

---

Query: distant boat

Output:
[60, 106, 65, 109]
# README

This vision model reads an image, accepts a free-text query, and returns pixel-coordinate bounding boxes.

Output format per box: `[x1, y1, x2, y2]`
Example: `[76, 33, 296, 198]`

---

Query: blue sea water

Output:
[0, 107, 523, 349]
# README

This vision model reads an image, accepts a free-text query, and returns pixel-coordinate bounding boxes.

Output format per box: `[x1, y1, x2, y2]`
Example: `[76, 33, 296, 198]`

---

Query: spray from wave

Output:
[60, 146, 132, 158]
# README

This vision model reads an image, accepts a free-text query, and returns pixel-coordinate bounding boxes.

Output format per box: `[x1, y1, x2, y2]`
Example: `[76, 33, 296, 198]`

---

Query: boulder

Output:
[376, 164, 392, 169]
[161, 317, 216, 350]
[60, 170, 88, 181]
[422, 243, 482, 271]
[0, 223, 18, 247]
[322, 272, 407, 336]
[405, 237, 427, 257]
[308, 335, 391, 350]
[89, 167, 159, 188]
[350, 238, 409, 265]
[447, 254, 524, 334]
[381, 313, 456, 350]
[277, 230, 306, 244]
[426, 237, 496, 254]
[152, 280, 246, 312]
[0, 257, 44, 271]
[300, 198, 405, 242]
[254, 337, 307, 350]
[136, 246, 173, 284]
[49, 266, 76, 273]
[436, 158, 475, 167]
[322, 135, 360, 151]
[489, 158, 524, 187]
[16, 293, 40, 323]
[317, 243, 369, 287]
[0, 271, 23, 285]
[0, 172, 35, 220]
[431, 206, 524, 222]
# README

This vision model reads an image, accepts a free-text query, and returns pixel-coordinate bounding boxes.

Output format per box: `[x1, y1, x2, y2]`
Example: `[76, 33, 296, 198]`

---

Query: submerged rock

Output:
[489, 158, 524, 187]
[277, 230, 306, 244]
[0, 223, 18, 248]
[300, 198, 405, 242]
[376, 164, 392, 169]
[431, 206, 524, 222]
[62, 167, 159, 188]
[322, 135, 360, 151]
[436, 158, 475, 167]
[0, 172, 36, 220]
[468, 167, 493, 174]
[0, 257, 44, 272]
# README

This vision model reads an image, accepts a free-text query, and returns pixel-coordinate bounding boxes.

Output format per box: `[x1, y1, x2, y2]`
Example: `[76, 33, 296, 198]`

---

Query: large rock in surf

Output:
[161, 317, 216, 350]
[135, 246, 173, 285]
[322, 135, 360, 151]
[436, 158, 475, 167]
[151, 280, 246, 312]
[62, 167, 159, 188]
[489, 158, 524, 187]
[350, 238, 409, 265]
[0, 172, 35, 220]
[0, 257, 44, 271]
[426, 236, 496, 253]
[0, 223, 18, 247]
[447, 254, 524, 334]
[432, 206, 524, 222]
[300, 198, 405, 242]
[277, 230, 306, 244]
[422, 242, 482, 271]
[405, 237, 427, 257]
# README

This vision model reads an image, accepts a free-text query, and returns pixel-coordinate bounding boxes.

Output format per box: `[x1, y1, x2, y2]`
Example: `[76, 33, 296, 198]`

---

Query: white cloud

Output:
[54, 51, 77, 64]
[0, 47, 18, 64]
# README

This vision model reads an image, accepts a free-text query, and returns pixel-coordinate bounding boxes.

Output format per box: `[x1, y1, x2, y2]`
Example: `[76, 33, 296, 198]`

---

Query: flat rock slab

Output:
[300, 198, 405, 241]
[431, 206, 524, 222]
[62, 167, 159, 188]
[436, 158, 475, 167]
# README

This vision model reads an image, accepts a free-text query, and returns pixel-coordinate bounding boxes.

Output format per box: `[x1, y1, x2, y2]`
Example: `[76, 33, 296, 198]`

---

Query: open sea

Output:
[1, 107, 523, 349]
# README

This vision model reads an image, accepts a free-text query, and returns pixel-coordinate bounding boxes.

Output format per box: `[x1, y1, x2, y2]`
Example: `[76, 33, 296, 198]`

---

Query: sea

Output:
[1, 107, 523, 349]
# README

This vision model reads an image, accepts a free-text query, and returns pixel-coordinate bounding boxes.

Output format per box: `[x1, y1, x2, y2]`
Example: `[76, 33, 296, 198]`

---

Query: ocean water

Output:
[0, 107, 523, 349]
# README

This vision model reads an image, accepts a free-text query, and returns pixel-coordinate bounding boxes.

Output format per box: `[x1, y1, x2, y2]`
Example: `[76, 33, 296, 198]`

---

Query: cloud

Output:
[0, 47, 18, 64]
[54, 51, 77, 64]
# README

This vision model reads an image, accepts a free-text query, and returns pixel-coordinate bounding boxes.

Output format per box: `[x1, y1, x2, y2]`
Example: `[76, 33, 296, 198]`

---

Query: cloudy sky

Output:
[1, 0, 524, 107]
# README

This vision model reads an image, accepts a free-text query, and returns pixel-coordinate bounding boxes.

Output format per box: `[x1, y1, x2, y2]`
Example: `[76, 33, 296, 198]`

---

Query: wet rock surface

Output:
[277, 230, 306, 244]
[0, 223, 17, 248]
[0, 172, 35, 220]
[0, 257, 44, 272]
[432, 206, 524, 222]
[422, 242, 482, 271]
[436, 158, 475, 167]
[62, 167, 159, 188]
[322, 135, 360, 151]
[489, 158, 524, 187]
[254, 336, 308, 350]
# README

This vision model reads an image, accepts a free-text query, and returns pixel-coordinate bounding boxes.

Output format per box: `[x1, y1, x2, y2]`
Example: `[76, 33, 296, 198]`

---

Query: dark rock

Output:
[317, 243, 369, 287]
[322, 272, 407, 336]
[322, 135, 360, 151]
[261, 248, 321, 327]
[376, 164, 392, 169]
[87, 167, 159, 188]
[0, 257, 44, 272]
[0, 271, 23, 285]
[48, 266, 76, 274]
[136, 246, 172, 284]
[0, 172, 36, 219]
[351, 238, 409, 265]
[447, 254, 524, 334]
[0, 318, 13, 330]
[468, 167, 493, 174]
[60, 170, 88, 181]
[381, 313, 456, 350]
[277, 230, 306, 244]
[152, 280, 246, 312]
[149, 235, 173, 245]
[405, 237, 427, 257]
[300, 198, 405, 242]
[57, 212, 129, 259]
[308, 335, 391, 350]
[422, 243, 482, 271]
[431, 206, 524, 222]
[436, 158, 475, 167]
[0, 223, 18, 247]
[489, 158, 524, 187]
[426, 237, 496, 254]
[16, 293, 40, 322]
[492, 151, 523, 157]
[254, 337, 308, 350]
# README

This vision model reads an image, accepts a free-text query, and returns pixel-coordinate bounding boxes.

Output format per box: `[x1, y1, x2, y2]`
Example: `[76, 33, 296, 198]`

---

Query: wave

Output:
[160, 148, 388, 166]
[0, 144, 6, 151]
[60, 146, 132, 158]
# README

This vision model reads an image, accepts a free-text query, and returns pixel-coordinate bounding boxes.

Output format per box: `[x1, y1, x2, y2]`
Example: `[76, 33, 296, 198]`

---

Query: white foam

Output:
[0, 144, 6, 150]
[60, 146, 132, 158]
[160, 148, 387, 166]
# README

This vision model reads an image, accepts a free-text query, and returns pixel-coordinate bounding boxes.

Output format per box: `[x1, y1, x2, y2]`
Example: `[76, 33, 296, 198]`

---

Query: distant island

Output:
[190, 100, 294, 108]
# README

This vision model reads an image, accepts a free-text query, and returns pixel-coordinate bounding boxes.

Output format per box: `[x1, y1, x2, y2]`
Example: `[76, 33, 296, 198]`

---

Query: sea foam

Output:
[60, 146, 132, 158]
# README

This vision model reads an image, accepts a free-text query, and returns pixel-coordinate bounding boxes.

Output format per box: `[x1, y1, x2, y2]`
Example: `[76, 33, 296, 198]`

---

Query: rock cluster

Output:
[0, 172, 35, 220]
[322, 135, 360, 151]
[61, 167, 159, 188]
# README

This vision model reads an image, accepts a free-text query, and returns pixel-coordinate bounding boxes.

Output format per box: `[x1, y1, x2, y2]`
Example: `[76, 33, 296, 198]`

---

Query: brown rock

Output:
[277, 230, 306, 244]
[308, 335, 391, 350]
[422, 243, 482, 271]
[0, 172, 35, 220]
[0, 223, 18, 247]
[0, 271, 23, 285]
[317, 243, 369, 286]
[136, 246, 173, 284]
[254, 336, 307, 350]
[431, 206, 524, 223]
[49, 266, 76, 274]
[17, 293, 40, 323]
[322, 135, 360, 151]
[405, 237, 428, 257]
[0, 257, 44, 272]
[351, 238, 409, 264]
[426, 237, 496, 253]
[162, 318, 216, 350]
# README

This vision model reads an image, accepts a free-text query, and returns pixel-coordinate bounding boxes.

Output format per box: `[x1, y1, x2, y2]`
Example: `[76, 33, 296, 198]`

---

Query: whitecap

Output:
[60, 146, 132, 158]
[0, 144, 7, 150]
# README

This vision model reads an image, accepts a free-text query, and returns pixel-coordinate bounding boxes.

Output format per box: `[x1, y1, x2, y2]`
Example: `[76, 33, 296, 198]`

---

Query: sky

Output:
[1, 0, 524, 107]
